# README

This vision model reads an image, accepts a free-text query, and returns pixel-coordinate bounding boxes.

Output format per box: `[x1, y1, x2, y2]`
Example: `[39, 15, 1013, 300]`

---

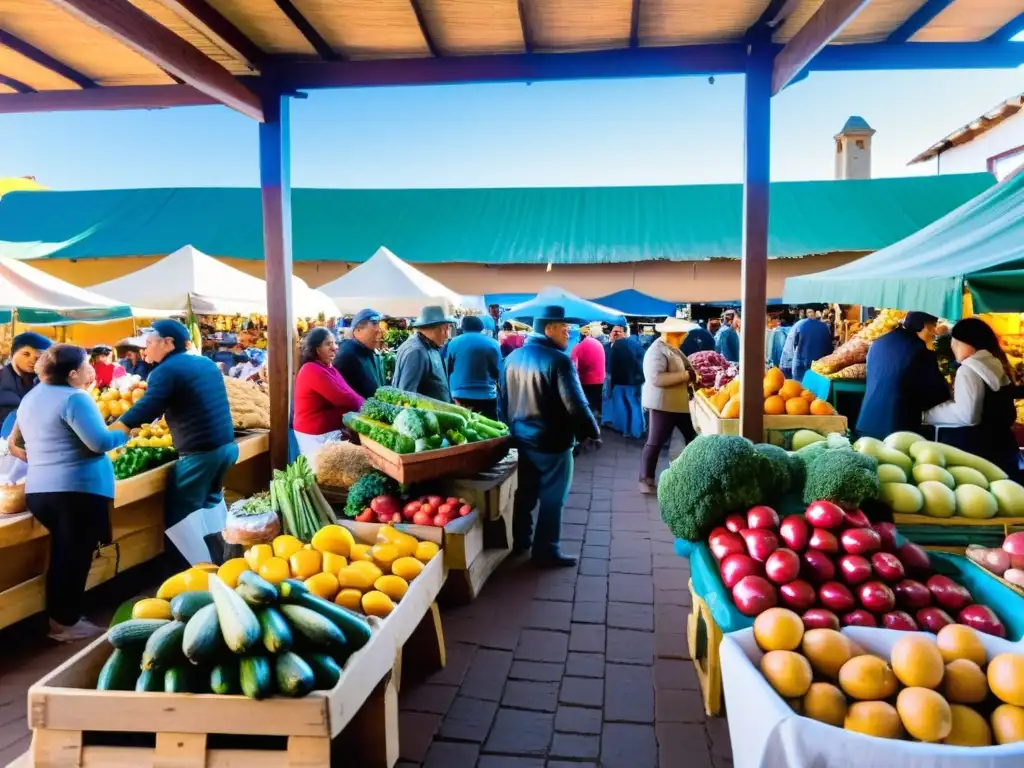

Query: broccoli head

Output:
[344, 470, 398, 518]
[360, 398, 401, 424]
[658, 435, 764, 541]
[794, 440, 830, 468]
[393, 408, 440, 440]
[825, 432, 852, 450]
[753, 443, 794, 499]
[802, 448, 880, 508]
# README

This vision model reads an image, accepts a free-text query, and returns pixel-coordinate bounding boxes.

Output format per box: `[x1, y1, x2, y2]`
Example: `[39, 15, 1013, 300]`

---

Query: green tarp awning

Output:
[784, 169, 1024, 320]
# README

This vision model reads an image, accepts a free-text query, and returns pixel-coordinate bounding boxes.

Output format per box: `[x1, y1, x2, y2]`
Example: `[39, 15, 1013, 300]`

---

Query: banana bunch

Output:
[855, 309, 906, 343]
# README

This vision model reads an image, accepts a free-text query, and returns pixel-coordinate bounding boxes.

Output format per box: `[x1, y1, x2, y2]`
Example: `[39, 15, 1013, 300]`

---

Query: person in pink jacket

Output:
[571, 324, 606, 416]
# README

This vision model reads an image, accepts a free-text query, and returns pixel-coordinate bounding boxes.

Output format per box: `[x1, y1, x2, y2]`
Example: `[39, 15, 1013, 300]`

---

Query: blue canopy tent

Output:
[500, 288, 627, 327]
[591, 289, 676, 317]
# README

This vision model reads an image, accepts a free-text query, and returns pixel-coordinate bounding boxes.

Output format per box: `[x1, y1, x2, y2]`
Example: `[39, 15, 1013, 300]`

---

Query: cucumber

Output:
[258, 606, 293, 654]
[135, 667, 163, 692]
[305, 652, 342, 690]
[170, 591, 214, 622]
[210, 661, 240, 695]
[275, 651, 315, 698]
[108, 618, 171, 648]
[240, 656, 273, 700]
[279, 604, 348, 651]
[164, 665, 195, 693]
[235, 571, 278, 607]
[141, 620, 187, 670]
[96, 647, 143, 691]
[280, 580, 371, 651]
[208, 574, 261, 654]
[183, 603, 223, 665]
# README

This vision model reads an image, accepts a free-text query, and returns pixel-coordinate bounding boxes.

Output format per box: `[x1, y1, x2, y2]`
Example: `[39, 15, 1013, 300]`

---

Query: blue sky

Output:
[1, 67, 1022, 190]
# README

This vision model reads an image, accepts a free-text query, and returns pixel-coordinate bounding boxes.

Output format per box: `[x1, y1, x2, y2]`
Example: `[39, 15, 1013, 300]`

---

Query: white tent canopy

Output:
[316, 246, 464, 317]
[0, 256, 131, 325]
[89, 245, 336, 319]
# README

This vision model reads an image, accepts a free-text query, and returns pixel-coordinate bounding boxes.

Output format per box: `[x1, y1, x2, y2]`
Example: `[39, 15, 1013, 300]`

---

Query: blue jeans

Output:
[165, 441, 240, 527]
[513, 447, 574, 557]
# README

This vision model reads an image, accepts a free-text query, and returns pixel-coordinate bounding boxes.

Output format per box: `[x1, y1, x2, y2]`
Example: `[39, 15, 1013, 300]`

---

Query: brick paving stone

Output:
[601, 723, 658, 768]
[509, 661, 564, 682]
[657, 722, 713, 768]
[561, 523, 586, 541]
[610, 538, 653, 558]
[655, 588, 692, 608]
[613, 515, 654, 532]
[559, 676, 604, 708]
[706, 716, 734, 763]
[477, 758, 546, 768]
[526, 600, 573, 632]
[606, 628, 655, 665]
[655, 630, 690, 660]
[565, 652, 605, 678]
[583, 529, 611, 546]
[573, 576, 608, 603]
[656, 689, 706, 723]
[502, 680, 560, 712]
[555, 705, 603, 734]
[581, 544, 610, 560]
[461, 649, 515, 700]
[578, 558, 609, 577]
[565, 493, 591, 509]
[656, 610, 688, 635]
[540, 582, 575, 602]
[550, 733, 600, 760]
[399, 711, 442, 762]
[516, 629, 570, 663]
[562, 508, 589, 524]
[588, 498, 612, 512]
[653, 658, 701, 691]
[607, 601, 654, 631]
[439, 695, 499, 742]
[423, 740, 481, 768]
[604, 664, 654, 723]
[483, 709, 555, 756]
[548, 762, 599, 768]
[568, 622, 606, 653]
[571, 600, 606, 625]
[401, 682, 459, 715]
[653, 553, 688, 570]
[608, 573, 655, 604]
[587, 512, 611, 529]
[609, 557, 652, 574]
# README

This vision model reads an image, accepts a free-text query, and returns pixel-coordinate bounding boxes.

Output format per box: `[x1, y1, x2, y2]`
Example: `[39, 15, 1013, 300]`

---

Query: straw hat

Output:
[654, 317, 698, 334]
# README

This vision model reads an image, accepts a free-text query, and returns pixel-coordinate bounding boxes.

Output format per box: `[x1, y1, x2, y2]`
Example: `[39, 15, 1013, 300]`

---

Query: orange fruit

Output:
[760, 650, 813, 698]
[936, 624, 987, 666]
[764, 395, 786, 415]
[721, 396, 740, 419]
[988, 654, 1024, 706]
[801, 389, 816, 402]
[845, 701, 904, 739]
[753, 608, 804, 652]
[991, 703, 1024, 744]
[839, 655, 898, 700]
[778, 380, 803, 400]
[763, 382, 777, 399]
[891, 634, 945, 689]
[809, 399, 834, 415]
[945, 704, 993, 746]
[725, 378, 741, 397]
[763, 367, 784, 395]
[802, 629, 854, 678]
[943, 659, 988, 704]
[802, 683, 848, 727]
[785, 397, 810, 415]
[896, 687, 952, 743]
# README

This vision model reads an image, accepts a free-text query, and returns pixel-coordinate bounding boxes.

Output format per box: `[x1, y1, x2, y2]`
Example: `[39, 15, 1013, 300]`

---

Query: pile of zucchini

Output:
[98, 571, 373, 699]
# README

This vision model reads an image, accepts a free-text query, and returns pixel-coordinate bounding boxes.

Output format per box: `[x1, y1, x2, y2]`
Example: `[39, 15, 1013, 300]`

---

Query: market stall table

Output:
[0, 432, 270, 630]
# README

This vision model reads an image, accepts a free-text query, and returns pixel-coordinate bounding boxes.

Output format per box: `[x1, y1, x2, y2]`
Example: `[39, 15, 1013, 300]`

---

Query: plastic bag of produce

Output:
[0, 479, 26, 515]
[812, 339, 869, 375]
[830, 362, 867, 380]
[223, 493, 280, 546]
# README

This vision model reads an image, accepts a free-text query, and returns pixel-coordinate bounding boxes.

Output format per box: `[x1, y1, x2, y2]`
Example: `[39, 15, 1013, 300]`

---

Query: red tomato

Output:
[403, 501, 421, 519]
[355, 509, 374, 522]
[420, 503, 433, 515]
[427, 495, 443, 508]
[446, 497, 460, 507]
[413, 510, 433, 526]
[438, 503, 454, 517]
[458, 504, 473, 517]
[433, 514, 451, 528]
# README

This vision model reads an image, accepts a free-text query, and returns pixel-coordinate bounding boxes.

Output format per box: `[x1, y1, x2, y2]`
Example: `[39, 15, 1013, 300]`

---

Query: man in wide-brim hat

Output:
[499, 305, 601, 567]
[392, 305, 455, 402]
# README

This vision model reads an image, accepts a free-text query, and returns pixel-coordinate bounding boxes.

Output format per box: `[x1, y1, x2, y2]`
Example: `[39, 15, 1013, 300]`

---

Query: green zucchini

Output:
[240, 656, 273, 700]
[183, 603, 223, 664]
[96, 647, 142, 691]
[235, 571, 278, 607]
[258, 606, 293, 654]
[108, 618, 171, 648]
[141, 620, 186, 670]
[135, 667, 163, 692]
[275, 652, 316, 698]
[279, 580, 371, 651]
[210, 661, 240, 695]
[170, 591, 214, 622]
[279, 604, 348, 651]
[208, 574, 261, 654]
[164, 665, 195, 693]
[305, 652, 342, 690]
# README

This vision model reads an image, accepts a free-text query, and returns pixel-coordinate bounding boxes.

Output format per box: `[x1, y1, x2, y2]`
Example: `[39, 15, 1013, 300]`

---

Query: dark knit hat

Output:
[902, 311, 939, 333]
[950, 317, 999, 352]
[150, 319, 190, 351]
[461, 315, 484, 333]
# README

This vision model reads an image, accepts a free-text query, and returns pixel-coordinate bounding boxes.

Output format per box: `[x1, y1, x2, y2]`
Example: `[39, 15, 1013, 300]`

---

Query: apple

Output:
[427, 495, 443, 508]
[802, 608, 841, 631]
[437, 503, 454, 517]
[433, 515, 452, 528]
[801, 550, 836, 584]
[458, 504, 473, 517]
[741, 529, 780, 562]
[897, 541, 933, 576]
[870, 552, 905, 583]
[809, 528, 839, 554]
[720, 553, 763, 589]
[957, 605, 1006, 638]
[779, 515, 810, 552]
[731, 575, 777, 617]
[708, 526, 730, 542]
[818, 581, 856, 613]
[926, 575, 973, 612]
[779, 580, 817, 612]
[403, 501, 421, 520]
[840, 528, 882, 556]
[725, 514, 747, 533]
[412, 510, 433, 526]
[747, 506, 780, 531]
[883, 611, 919, 631]
[843, 508, 871, 528]
[857, 581, 896, 613]
[420, 502, 433, 516]
[842, 610, 878, 628]
[709, 531, 746, 561]
[805, 500, 845, 530]
[837, 555, 873, 586]
[916, 607, 954, 632]
[873, 522, 899, 553]
[893, 579, 932, 610]
[764, 549, 801, 584]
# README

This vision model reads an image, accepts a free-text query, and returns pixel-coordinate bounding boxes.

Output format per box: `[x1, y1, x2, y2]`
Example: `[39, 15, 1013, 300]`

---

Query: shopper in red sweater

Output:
[293, 327, 364, 459]
[571, 325, 606, 416]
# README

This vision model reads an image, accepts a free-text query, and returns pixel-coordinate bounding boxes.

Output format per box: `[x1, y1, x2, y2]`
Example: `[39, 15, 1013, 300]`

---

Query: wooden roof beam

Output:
[0, 30, 98, 88]
[772, 0, 872, 95]
[408, 0, 439, 57]
[745, 0, 802, 42]
[0, 83, 221, 113]
[988, 12, 1024, 42]
[270, 0, 339, 60]
[154, 0, 264, 68]
[887, 0, 955, 43]
[0, 74, 36, 93]
[517, 0, 535, 53]
[629, 0, 641, 48]
[47, 0, 263, 120]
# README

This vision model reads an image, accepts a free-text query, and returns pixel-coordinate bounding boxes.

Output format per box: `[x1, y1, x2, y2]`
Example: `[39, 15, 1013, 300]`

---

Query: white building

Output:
[909, 92, 1024, 180]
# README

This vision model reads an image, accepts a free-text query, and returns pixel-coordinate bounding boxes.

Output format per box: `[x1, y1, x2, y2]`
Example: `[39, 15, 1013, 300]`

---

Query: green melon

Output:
[953, 485, 998, 520]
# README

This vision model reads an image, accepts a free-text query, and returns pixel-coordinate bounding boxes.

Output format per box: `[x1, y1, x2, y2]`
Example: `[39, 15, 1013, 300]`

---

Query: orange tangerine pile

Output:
[705, 368, 835, 418]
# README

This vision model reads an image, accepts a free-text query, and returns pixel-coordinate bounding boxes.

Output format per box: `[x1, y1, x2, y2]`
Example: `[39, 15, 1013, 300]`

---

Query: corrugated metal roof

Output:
[908, 91, 1024, 165]
[0, 174, 995, 264]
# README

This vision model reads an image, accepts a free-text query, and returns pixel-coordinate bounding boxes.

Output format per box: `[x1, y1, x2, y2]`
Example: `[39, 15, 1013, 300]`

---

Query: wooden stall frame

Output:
[691, 393, 848, 446]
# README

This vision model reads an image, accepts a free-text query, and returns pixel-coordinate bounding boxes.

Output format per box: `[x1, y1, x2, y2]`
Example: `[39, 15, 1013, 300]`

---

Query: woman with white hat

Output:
[639, 317, 699, 494]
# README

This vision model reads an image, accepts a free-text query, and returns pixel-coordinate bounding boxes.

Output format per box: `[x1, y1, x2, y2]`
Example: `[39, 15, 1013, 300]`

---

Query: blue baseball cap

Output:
[11, 331, 51, 354]
[352, 308, 381, 327]
[149, 319, 191, 350]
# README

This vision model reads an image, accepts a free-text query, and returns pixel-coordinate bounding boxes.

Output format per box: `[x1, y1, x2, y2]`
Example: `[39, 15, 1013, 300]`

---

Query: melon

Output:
[988, 654, 1024, 706]
[802, 682, 847, 727]
[890, 634, 945, 689]
[989, 479, 1024, 518]
[913, 446, 947, 468]
[912, 464, 955, 489]
[917, 481, 956, 518]
[885, 431, 925, 455]
[792, 429, 826, 451]
[753, 608, 804, 652]
[954, 484, 998, 520]
[991, 704, 1024, 745]
[844, 701, 904, 739]
[935, 624, 987, 666]
[880, 483, 924, 514]
[896, 687, 953, 742]
[877, 464, 907, 484]
[801, 628, 854, 678]
[854, 437, 912, 472]
[942, 659, 988, 704]
[944, 704, 993, 746]
[760, 650, 813, 698]
[838, 655, 899, 700]
[947, 466, 989, 490]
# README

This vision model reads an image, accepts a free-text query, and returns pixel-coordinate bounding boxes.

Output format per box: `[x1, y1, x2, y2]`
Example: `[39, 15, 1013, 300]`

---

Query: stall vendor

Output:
[114, 319, 238, 567]
[117, 338, 152, 381]
[392, 306, 454, 402]
[0, 331, 52, 432]
[294, 327, 365, 458]
[333, 307, 386, 399]
[90, 345, 127, 389]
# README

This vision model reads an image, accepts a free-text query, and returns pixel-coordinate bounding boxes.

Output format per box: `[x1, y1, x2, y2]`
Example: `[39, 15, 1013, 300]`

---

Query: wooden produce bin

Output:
[690, 394, 848, 446]
[0, 433, 270, 631]
[357, 434, 510, 484]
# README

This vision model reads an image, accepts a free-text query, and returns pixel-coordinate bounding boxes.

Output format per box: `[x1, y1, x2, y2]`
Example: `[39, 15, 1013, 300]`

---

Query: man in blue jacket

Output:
[789, 312, 834, 382]
[715, 311, 741, 363]
[445, 315, 502, 420]
[333, 307, 385, 399]
[392, 306, 454, 402]
[500, 306, 600, 567]
[116, 319, 237, 567]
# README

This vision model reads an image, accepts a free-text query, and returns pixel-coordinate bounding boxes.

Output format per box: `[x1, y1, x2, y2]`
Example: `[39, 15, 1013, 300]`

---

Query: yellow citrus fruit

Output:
[272, 535, 304, 560]
[896, 687, 952, 743]
[890, 634, 945, 690]
[305, 572, 340, 601]
[335, 588, 363, 612]
[838, 655, 898, 700]
[753, 608, 804, 652]
[311, 525, 355, 557]
[258, 557, 290, 584]
[944, 704, 992, 746]
[801, 683, 847, 727]
[361, 590, 395, 618]
[760, 650, 813, 699]
[216, 558, 251, 589]
[942, 659, 988, 704]
[844, 701, 904, 739]
[321, 552, 348, 576]
[289, 549, 323, 580]
[244, 543, 273, 571]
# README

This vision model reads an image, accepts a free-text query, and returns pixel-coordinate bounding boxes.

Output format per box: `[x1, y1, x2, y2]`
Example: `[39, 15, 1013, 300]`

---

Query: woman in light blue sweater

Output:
[9, 344, 127, 642]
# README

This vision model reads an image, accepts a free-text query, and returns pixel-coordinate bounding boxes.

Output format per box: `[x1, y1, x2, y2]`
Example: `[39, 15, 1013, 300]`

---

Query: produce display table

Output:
[691, 394, 848, 446]
[0, 433, 270, 631]
[357, 433, 510, 484]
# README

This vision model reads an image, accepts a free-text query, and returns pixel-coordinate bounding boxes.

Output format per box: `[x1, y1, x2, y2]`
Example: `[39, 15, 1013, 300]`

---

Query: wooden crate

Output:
[440, 505, 516, 604]
[445, 453, 518, 522]
[690, 394, 848, 446]
[358, 434, 510, 484]
[686, 577, 724, 717]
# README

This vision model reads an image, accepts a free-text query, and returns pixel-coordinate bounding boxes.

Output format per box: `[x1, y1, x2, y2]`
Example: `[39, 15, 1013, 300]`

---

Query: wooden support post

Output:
[738, 46, 772, 442]
[260, 93, 295, 471]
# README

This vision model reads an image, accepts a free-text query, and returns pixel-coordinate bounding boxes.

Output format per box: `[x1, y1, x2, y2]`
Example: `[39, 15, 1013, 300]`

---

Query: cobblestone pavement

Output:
[0, 435, 733, 768]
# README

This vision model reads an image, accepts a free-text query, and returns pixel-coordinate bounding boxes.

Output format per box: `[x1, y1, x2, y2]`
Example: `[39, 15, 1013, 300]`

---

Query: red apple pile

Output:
[707, 501, 1008, 637]
[356, 494, 472, 526]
